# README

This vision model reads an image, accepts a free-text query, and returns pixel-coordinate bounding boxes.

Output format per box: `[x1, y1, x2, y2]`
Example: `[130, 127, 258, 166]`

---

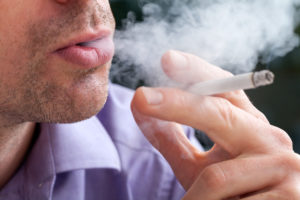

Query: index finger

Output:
[132, 87, 273, 156]
[161, 50, 268, 123]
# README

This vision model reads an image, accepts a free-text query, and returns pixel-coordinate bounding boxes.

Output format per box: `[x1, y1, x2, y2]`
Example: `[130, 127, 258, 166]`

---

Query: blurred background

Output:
[109, 0, 300, 152]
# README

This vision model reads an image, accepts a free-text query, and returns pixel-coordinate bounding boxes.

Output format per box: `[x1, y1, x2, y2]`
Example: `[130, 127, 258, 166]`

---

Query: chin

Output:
[53, 62, 111, 123]
[61, 102, 106, 123]
[41, 91, 108, 124]
[74, 94, 108, 122]
[29, 72, 110, 124]
[57, 81, 109, 123]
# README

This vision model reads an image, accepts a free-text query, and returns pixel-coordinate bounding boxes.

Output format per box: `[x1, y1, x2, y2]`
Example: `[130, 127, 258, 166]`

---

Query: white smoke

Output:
[112, 0, 300, 87]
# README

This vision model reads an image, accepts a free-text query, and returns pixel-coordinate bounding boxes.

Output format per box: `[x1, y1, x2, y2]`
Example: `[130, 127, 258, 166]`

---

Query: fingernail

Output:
[169, 50, 187, 69]
[141, 87, 163, 105]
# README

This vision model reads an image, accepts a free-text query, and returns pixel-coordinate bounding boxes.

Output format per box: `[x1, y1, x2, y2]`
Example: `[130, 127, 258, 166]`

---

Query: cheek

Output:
[0, 2, 36, 84]
[0, 1, 32, 46]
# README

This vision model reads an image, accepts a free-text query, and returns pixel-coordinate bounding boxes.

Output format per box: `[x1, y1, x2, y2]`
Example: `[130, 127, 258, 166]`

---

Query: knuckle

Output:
[292, 154, 300, 171]
[170, 89, 197, 120]
[275, 152, 300, 173]
[287, 153, 300, 171]
[270, 126, 293, 151]
[289, 185, 300, 199]
[200, 164, 227, 192]
[277, 185, 300, 200]
[257, 112, 269, 123]
[250, 105, 269, 123]
[214, 98, 236, 132]
[172, 90, 190, 109]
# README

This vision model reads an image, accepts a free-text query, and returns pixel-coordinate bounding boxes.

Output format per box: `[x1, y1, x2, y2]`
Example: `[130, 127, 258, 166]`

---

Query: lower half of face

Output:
[0, 53, 112, 124]
[0, 0, 115, 124]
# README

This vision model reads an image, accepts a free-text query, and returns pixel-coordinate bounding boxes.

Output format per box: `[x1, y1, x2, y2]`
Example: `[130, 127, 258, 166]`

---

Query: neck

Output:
[0, 122, 36, 188]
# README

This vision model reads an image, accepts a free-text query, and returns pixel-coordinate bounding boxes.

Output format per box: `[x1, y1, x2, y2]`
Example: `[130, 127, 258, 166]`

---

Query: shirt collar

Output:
[25, 116, 121, 189]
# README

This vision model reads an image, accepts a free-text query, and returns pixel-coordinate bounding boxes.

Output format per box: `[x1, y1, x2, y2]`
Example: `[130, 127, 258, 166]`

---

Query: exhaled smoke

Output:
[111, 0, 300, 87]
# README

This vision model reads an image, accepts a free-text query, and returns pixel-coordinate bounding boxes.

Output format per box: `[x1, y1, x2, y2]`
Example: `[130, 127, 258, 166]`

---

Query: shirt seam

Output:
[111, 137, 160, 155]
[112, 137, 176, 200]
[45, 124, 57, 200]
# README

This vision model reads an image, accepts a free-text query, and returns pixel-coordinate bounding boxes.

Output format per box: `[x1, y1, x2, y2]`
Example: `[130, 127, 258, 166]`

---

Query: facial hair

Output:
[0, 0, 115, 125]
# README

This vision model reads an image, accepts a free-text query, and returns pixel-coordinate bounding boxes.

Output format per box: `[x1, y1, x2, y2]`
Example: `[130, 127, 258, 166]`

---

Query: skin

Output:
[0, 1, 300, 199]
[0, 0, 115, 187]
[131, 50, 300, 199]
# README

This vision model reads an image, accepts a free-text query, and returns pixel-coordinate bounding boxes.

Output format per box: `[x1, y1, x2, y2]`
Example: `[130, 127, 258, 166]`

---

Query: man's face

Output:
[0, 0, 115, 125]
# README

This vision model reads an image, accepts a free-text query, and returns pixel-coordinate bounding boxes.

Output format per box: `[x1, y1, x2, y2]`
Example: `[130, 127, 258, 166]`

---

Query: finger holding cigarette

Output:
[131, 50, 298, 199]
[162, 50, 274, 96]
[186, 70, 274, 96]
[161, 50, 270, 122]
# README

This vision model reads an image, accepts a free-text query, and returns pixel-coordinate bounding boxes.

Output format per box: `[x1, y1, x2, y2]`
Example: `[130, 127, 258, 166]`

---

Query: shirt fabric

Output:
[0, 83, 203, 200]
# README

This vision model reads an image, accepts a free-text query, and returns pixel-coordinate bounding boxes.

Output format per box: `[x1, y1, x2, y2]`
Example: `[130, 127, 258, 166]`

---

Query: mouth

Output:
[54, 29, 115, 69]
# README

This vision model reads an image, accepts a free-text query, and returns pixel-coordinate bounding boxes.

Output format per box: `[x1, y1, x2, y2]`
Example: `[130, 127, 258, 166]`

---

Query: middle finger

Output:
[161, 50, 268, 122]
[132, 86, 273, 156]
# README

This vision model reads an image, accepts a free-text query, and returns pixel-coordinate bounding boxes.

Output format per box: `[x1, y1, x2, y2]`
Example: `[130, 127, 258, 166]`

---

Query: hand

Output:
[131, 50, 300, 199]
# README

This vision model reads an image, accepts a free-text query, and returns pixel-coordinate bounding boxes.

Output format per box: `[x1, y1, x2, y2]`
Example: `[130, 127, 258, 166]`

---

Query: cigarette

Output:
[186, 70, 274, 96]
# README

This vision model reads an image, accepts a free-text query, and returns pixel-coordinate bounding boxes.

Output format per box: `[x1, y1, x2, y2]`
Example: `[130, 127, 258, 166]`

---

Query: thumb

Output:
[131, 87, 203, 189]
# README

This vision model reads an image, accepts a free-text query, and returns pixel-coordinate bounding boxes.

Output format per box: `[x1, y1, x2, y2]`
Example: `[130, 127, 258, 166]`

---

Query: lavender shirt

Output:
[0, 84, 203, 200]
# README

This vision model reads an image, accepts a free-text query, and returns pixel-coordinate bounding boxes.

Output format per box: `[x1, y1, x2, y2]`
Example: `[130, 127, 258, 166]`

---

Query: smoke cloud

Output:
[111, 0, 300, 87]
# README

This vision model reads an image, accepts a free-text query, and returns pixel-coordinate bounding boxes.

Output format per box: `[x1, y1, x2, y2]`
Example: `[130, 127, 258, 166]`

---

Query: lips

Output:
[54, 31, 115, 69]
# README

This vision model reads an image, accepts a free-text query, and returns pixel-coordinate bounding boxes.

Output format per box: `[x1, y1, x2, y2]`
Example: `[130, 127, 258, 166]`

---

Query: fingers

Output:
[131, 106, 199, 159]
[161, 50, 268, 122]
[240, 182, 300, 200]
[182, 155, 290, 200]
[240, 191, 295, 200]
[131, 107, 203, 188]
[161, 50, 231, 84]
[131, 86, 278, 156]
[131, 50, 299, 199]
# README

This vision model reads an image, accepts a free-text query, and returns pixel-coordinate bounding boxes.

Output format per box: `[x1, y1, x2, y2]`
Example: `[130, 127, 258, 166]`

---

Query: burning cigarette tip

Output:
[252, 70, 275, 87]
[186, 70, 275, 96]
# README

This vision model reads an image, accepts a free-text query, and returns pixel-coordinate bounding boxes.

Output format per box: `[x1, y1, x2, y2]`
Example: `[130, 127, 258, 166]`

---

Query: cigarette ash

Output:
[252, 70, 275, 87]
